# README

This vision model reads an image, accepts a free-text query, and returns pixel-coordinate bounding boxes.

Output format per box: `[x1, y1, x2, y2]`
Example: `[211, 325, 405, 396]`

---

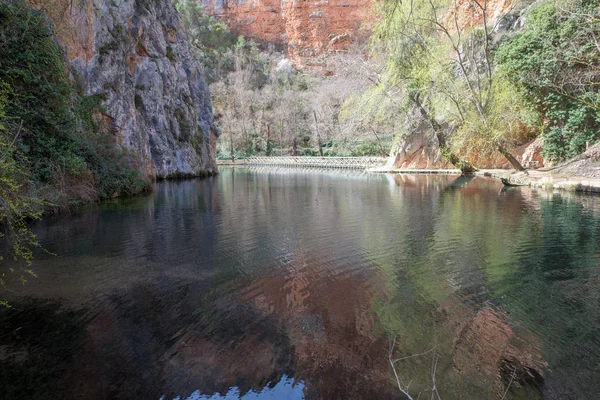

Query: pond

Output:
[1, 168, 600, 399]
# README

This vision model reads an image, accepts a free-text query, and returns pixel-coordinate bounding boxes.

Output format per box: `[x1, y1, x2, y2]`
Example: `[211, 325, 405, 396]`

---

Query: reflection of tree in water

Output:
[3, 171, 600, 399]
[374, 177, 600, 399]
[487, 194, 600, 399]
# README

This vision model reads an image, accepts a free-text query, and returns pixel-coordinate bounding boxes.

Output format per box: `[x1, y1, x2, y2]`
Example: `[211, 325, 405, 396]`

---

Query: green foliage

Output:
[0, 0, 150, 277]
[216, 149, 246, 160]
[0, 1, 86, 183]
[93, 160, 150, 199]
[98, 40, 119, 57]
[0, 0, 148, 204]
[190, 134, 204, 158]
[299, 147, 318, 156]
[166, 46, 176, 62]
[177, 1, 272, 86]
[265, 139, 274, 156]
[294, 74, 310, 91]
[368, 0, 496, 168]
[373, 0, 446, 95]
[497, 0, 600, 162]
[176, 0, 237, 81]
[369, 0, 600, 167]
[349, 139, 386, 157]
[0, 84, 44, 285]
[451, 74, 538, 158]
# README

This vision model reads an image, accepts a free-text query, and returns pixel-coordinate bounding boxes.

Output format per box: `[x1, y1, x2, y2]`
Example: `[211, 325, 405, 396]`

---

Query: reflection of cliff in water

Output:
[367, 175, 545, 399]
[1, 170, 600, 399]
[0, 171, 397, 399]
[374, 174, 600, 399]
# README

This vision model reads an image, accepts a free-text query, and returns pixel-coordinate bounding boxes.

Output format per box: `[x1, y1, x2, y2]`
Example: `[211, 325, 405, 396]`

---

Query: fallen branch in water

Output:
[388, 336, 443, 400]
[500, 177, 527, 187]
[389, 337, 416, 400]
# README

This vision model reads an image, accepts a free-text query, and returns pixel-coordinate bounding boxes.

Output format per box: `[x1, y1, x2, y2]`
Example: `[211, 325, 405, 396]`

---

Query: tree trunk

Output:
[498, 145, 527, 172]
[241, 117, 249, 157]
[369, 125, 387, 157]
[229, 132, 235, 163]
[313, 110, 324, 157]
[410, 93, 478, 174]
[279, 120, 284, 156]
[266, 123, 272, 156]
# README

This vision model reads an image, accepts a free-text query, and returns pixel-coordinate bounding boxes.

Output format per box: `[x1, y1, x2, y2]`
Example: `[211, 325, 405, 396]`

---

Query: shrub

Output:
[496, 0, 600, 162]
[0, 83, 44, 284]
[0, 0, 149, 205]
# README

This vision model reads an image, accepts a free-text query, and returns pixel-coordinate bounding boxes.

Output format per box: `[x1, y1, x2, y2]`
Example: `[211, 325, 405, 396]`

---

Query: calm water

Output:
[2, 168, 600, 400]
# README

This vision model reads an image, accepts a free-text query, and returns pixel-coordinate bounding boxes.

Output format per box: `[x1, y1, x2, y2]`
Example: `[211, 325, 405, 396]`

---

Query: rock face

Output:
[387, 104, 452, 170]
[39, 0, 218, 179]
[199, 0, 374, 64]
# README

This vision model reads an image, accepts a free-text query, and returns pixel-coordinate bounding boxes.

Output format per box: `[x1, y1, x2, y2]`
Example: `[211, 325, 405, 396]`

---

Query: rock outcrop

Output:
[387, 120, 547, 171]
[199, 0, 374, 64]
[36, 0, 218, 179]
[386, 104, 452, 170]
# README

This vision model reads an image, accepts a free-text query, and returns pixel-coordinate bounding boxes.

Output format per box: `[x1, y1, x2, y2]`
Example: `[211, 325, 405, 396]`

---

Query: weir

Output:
[218, 156, 388, 169]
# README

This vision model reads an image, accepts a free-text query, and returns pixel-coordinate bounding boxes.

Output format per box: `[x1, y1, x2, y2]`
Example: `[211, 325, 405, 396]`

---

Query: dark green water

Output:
[1, 168, 600, 399]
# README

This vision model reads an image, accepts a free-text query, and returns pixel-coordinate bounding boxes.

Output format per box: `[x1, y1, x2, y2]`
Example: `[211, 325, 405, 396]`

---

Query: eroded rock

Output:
[37, 0, 218, 179]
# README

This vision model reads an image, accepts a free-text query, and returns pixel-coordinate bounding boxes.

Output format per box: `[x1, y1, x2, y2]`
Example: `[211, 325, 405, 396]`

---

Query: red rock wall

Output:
[199, 0, 518, 64]
[446, 0, 516, 30]
[200, 0, 374, 64]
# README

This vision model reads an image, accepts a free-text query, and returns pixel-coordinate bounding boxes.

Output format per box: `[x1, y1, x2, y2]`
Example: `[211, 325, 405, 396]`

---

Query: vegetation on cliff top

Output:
[176, 0, 238, 82]
[496, 0, 600, 162]
[369, 0, 599, 169]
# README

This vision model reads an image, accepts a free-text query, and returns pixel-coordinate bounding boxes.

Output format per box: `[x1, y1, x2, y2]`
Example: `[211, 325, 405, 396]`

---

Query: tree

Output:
[182, 4, 394, 159]
[0, 84, 44, 291]
[372, 0, 528, 172]
[176, 0, 236, 81]
[496, 0, 600, 162]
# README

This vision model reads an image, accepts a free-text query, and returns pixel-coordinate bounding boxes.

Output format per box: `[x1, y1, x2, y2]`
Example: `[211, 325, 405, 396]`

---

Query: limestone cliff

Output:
[36, 0, 218, 179]
[199, 0, 374, 64]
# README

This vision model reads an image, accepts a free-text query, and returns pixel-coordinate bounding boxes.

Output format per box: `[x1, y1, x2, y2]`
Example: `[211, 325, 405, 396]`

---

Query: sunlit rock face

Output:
[34, 0, 218, 179]
[387, 103, 453, 170]
[199, 0, 374, 65]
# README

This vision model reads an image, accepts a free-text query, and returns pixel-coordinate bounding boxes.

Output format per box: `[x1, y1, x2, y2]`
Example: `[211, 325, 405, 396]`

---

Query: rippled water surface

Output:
[2, 168, 600, 399]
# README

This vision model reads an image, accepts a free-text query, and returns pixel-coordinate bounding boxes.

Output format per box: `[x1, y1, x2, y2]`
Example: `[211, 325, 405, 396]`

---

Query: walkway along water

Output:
[218, 156, 600, 194]
[217, 156, 388, 169]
